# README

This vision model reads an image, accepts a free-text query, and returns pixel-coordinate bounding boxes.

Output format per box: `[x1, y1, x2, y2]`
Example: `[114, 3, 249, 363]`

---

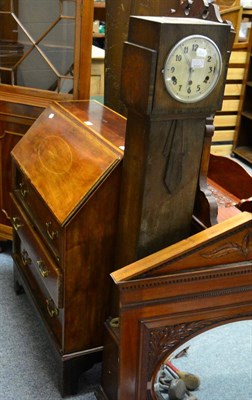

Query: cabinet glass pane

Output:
[0, 0, 76, 93]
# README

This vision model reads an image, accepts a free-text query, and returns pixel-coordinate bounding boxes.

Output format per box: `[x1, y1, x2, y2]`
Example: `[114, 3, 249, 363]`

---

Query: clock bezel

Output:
[163, 34, 223, 104]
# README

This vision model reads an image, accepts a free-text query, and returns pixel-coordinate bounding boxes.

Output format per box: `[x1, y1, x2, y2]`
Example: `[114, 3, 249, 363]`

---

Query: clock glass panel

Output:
[163, 34, 222, 103]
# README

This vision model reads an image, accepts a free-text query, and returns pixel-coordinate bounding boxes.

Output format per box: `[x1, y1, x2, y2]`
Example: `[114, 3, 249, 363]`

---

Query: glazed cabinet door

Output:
[0, 0, 94, 240]
[0, 0, 93, 99]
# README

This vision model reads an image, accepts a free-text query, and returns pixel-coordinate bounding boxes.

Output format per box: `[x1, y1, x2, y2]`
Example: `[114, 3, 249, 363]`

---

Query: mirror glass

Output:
[154, 321, 252, 399]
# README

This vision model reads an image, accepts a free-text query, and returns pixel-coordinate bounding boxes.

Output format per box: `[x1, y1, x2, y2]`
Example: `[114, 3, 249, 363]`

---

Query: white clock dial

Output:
[163, 34, 222, 103]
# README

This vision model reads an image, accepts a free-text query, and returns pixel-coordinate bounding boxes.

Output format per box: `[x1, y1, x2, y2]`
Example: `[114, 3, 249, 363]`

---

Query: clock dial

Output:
[163, 35, 222, 103]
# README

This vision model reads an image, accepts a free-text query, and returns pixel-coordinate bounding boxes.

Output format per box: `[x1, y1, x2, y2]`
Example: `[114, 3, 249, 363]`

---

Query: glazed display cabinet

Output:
[0, 0, 94, 240]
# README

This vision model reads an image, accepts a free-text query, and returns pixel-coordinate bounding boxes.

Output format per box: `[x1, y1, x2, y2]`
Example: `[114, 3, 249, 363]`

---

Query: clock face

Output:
[163, 34, 222, 103]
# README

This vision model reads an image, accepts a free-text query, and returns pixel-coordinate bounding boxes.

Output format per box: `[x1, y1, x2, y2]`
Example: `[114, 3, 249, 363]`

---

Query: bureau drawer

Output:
[13, 251, 63, 350]
[13, 166, 62, 262]
[11, 193, 63, 309]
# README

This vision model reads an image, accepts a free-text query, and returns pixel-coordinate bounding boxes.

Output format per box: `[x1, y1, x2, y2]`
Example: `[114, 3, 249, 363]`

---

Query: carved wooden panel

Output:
[102, 213, 252, 399]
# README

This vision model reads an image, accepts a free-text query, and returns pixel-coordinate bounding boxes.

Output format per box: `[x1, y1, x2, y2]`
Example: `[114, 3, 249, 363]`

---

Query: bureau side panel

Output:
[63, 165, 122, 353]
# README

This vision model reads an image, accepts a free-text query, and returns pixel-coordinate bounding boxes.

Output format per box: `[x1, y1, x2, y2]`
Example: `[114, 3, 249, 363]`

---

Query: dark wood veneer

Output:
[10, 100, 126, 395]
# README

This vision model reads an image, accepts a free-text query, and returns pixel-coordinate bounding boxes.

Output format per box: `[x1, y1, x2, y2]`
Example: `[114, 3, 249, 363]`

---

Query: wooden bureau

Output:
[10, 100, 126, 396]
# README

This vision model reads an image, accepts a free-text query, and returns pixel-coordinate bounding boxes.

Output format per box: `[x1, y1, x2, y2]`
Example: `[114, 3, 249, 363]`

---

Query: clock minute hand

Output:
[180, 45, 191, 68]
[180, 45, 194, 85]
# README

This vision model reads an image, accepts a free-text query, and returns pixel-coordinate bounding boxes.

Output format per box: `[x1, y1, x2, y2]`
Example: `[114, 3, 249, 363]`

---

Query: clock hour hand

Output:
[187, 66, 194, 87]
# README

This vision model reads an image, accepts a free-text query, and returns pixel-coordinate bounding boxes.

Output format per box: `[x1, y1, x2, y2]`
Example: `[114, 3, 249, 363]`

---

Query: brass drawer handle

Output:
[19, 182, 29, 199]
[21, 249, 31, 266]
[45, 222, 59, 241]
[12, 216, 24, 232]
[46, 298, 59, 318]
[37, 260, 49, 278]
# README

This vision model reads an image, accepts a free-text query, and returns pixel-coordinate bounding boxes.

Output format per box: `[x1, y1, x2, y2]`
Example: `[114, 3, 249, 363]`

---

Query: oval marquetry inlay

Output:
[38, 136, 72, 174]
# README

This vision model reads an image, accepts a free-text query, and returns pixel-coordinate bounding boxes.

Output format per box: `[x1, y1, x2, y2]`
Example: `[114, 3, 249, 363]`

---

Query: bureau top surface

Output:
[11, 101, 126, 225]
[59, 100, 126, 149]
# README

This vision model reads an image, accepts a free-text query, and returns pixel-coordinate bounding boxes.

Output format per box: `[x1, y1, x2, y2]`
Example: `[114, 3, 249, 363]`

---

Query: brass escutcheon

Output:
[21, 249, 31, 266]
[37, 260, 49, 278]
[12, 216, 24, 231]
[46, 298, 59, 318]
[19, 182, 28, 198]
[45, 222, 59, 241]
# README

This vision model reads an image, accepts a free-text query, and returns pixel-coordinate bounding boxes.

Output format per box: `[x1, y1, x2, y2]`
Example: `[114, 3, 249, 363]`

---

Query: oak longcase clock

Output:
[115, 14, 233, 267]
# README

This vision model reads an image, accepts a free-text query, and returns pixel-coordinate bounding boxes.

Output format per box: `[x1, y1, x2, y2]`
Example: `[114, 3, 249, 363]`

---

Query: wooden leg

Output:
[0, 240, 12, 253]
[94, 386, 109, 399]
[59, 351, 102, 397]
[13, 265, 25, 295]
